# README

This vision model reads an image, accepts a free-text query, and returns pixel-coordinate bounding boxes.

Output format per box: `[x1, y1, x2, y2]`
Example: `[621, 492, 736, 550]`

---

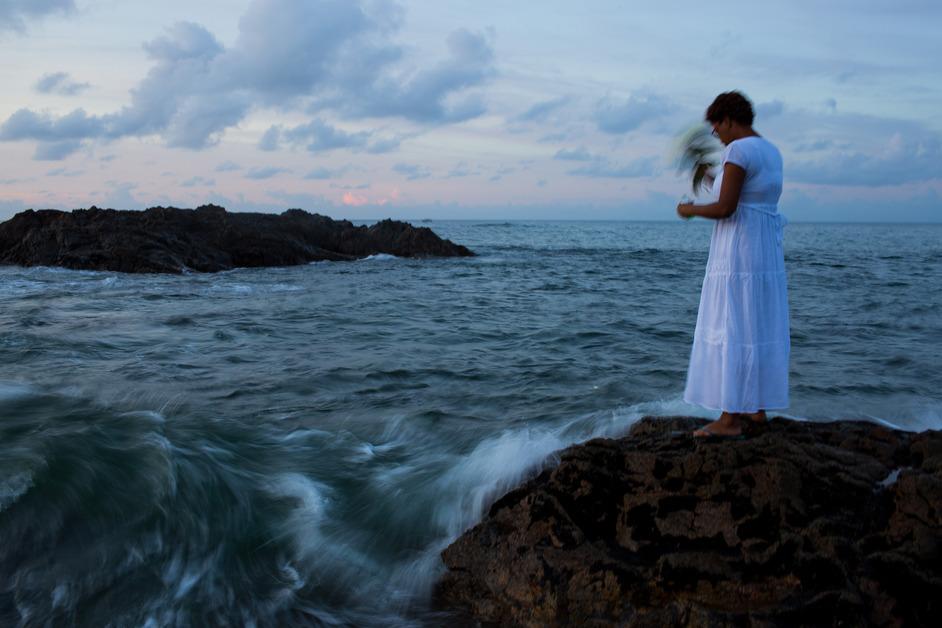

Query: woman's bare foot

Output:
[693, 411, 742, 438]
[741, 410, 767, 423]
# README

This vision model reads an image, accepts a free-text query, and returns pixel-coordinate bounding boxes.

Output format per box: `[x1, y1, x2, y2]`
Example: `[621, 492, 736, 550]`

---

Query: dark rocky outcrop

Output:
[436, 417, 942, 627]
[0, 205, 474, 273]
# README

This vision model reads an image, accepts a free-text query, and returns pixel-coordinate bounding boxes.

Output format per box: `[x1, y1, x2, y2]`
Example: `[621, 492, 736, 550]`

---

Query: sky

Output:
[0, 0, 940, 222]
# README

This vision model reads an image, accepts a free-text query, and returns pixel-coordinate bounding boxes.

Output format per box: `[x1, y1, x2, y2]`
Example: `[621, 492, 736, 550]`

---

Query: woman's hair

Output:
[705, 91, 755, 126]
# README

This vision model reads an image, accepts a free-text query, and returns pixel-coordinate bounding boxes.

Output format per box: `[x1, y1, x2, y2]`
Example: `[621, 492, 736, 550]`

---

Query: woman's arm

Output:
[677, 162, 746, 220]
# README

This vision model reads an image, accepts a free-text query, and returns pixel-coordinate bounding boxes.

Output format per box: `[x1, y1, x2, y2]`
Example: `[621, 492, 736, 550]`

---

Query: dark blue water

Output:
[2, 220, 940, 626]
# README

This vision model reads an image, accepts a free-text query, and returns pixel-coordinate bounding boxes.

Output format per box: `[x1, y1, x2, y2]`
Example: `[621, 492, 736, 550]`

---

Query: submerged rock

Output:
[0, 205, 474, 273]
[435, 416, 942, 626]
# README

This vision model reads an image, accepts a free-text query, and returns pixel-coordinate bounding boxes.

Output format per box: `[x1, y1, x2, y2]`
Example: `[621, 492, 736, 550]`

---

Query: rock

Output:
[435, 417, 942, 627]
[0, 205, 474, 273]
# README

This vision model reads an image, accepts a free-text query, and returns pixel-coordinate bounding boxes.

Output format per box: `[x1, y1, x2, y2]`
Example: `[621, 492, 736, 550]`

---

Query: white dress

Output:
[683, 136, 790, 413]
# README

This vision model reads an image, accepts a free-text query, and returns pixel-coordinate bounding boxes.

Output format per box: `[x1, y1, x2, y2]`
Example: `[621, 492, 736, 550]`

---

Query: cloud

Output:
[567, 156, 656, 178]
[392, 162, 430, 180]
[757, 105, 942, 187]
[261, 123, 402, 156]
[181, 176, 215, 187]
[258, 125, 281, 151]
[594, 94, 674, 134]
[446, 162, 479, 178]
[365, 135, 402, 153]
[342, 191, 369, 206]
[794, 139, 837, 153]
[488, 166, 516, 182]
[0, 1, 495, 158]
[788, 133, 942, 186]
[538, 132, 568, 143]
[756, 100, 784, 119]
[98, 181, 140, 209]
[0, 0, 74, 33]
[34, 140, 83, 160]
[0, 108, 104, 141]
[283, 118, 369, 152]
[304, 167, 333, 180]
[322, 27, 495, 123]
[46, 167, 83, 177]
[245, 166, 290, 180]
[215, 160, 241, 172]
[554, 147, 593, 161]
[514, 96, 570, 123]
[0, 108, 104, 160]
[34, 71, 90, 96]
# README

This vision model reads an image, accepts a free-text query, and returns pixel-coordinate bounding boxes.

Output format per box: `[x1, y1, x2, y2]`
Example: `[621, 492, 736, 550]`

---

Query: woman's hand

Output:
[676, 202, 695, 220]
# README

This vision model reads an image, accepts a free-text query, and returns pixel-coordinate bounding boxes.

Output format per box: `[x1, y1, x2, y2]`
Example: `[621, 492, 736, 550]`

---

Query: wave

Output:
[359, 253, 399, 261]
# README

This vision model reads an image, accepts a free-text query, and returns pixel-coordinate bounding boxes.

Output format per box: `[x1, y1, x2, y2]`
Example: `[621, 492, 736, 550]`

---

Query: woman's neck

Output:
[729, 124, 760, 142]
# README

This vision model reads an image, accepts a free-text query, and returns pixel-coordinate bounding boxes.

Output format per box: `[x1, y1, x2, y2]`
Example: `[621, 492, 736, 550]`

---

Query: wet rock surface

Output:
[0, 205, 474, 273]
[436, 417, 942, 627]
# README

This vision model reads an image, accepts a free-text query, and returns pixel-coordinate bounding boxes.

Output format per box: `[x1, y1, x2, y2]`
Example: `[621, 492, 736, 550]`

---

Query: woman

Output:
[677, 91, 790, 438]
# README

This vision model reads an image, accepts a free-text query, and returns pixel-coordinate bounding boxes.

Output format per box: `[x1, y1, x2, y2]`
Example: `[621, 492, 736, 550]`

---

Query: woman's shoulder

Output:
[724, 136, 781, 162]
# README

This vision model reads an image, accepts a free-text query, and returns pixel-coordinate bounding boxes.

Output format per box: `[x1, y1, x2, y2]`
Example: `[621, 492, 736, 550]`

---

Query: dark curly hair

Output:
[705, 91, 755, 126]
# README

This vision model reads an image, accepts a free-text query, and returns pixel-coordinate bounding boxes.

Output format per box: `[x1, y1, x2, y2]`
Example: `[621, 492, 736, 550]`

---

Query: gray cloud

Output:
[446, 162, 479, 178]
[514, 96, 570, 123]
[34, 140, 83, 160]
[283, 118, 370, 152]
[0, 108, 103, 160]
[0, 0, 74, 33]
[46, 167, 83, 177]
[0, 1, 495, 158]
[756, 100, 784, 119]
[304, 167, 333, 180]
[392, 162, 430, 180]
[181, 176, 215, 187]
[215, 160, 241, 172]
[0, 108, 104, 141]
[794, 139, 837, 152]
[554, 147, 593, 161]
[594, 94, 674, 134]
[258, 125, 281, 151]
[538, 131, 568, 143]
[322, 28, 495, 123]
[789, 135, 942, 186]
[245, 166, 290, 180]
[35, 71, 90, 96]
[365, 135, 402, 154]
[757, 105, 942, 187]
[568, 156, 656, 178]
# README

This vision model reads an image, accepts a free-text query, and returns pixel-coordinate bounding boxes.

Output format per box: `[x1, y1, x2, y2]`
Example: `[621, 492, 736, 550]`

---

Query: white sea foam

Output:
[0, 381, 34, 401]
[379, 396, 709, 602]
[0, 471, 33, 512]
[266, 473, 332, 558]
[359, 253, 398, 261]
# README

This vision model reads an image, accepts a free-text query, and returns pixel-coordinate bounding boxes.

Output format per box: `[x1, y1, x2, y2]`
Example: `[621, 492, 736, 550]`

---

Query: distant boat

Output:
[420, 218, 433, 223]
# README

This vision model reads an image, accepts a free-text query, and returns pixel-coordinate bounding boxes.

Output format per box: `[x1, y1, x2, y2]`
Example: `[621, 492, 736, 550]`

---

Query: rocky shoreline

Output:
[0, 205, 474, 274]
[435, 416, 941, 626]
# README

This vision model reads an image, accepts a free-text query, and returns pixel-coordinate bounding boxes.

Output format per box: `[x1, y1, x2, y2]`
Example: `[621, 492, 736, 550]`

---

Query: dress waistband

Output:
[739, 203, 780, 216]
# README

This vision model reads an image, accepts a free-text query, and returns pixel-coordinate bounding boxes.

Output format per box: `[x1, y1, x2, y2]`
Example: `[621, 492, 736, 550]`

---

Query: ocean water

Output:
[1, 220, 940, 626]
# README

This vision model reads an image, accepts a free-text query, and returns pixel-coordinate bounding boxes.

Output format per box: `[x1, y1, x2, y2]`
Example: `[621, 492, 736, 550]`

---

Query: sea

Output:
[1, 219, 940, 626]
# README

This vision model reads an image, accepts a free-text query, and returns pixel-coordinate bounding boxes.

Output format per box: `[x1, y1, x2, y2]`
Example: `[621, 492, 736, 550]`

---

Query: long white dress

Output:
[683, 136, 790, 413]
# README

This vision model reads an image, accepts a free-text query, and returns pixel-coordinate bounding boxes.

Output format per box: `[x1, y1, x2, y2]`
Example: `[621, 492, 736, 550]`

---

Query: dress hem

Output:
[683, 394, 789, 414]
